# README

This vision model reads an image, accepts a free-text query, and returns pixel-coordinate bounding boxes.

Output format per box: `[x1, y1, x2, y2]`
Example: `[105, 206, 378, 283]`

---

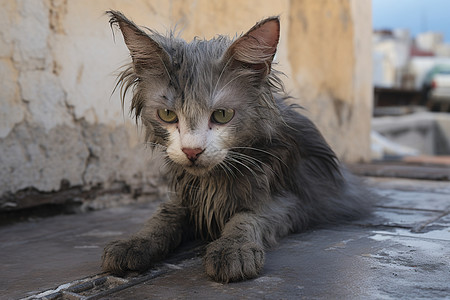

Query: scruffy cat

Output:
[102, 11, 372, 283]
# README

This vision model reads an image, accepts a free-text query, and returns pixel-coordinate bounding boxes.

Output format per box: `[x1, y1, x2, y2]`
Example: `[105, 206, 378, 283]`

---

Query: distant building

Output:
[373, 29, 411, 88]
[416, 31, 444, 53]
[373, 29, 450, 89]
[435, 43, 450, 57]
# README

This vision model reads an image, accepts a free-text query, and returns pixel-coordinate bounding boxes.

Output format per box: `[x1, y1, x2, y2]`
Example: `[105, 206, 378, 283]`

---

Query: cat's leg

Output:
[102, 201, 189, 275]
[204, 195, 299, 282]
[204, 215, 265, 283]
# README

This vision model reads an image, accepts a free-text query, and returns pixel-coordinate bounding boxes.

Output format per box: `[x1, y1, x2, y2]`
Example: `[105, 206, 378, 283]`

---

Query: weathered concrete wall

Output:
[0, 0, 167, 210]
[0, 0, 372, 210]
[287, 0, 373, 162]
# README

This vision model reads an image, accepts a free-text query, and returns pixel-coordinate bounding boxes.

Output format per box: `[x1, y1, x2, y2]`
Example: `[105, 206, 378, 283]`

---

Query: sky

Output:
[373, 0, 450, 42]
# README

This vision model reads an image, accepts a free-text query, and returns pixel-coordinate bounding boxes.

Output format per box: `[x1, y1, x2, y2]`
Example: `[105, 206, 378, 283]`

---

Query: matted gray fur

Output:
[102, 10, 374, 283]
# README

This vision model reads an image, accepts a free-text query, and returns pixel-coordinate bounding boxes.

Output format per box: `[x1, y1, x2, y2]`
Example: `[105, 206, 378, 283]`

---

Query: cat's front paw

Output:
[204, 239, 265, 282]
[101, 237, 153, 276]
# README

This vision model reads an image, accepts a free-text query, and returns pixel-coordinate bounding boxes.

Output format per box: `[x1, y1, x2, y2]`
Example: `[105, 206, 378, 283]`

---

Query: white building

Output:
[373, 30, 411, 88]
[416, 31, 444, 53]
[373, 29, 450, 89]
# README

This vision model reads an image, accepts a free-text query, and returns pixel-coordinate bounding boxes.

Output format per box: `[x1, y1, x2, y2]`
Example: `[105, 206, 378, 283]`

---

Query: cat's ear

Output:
[107, 10, 169, 77]
[224, 17, 280, 77]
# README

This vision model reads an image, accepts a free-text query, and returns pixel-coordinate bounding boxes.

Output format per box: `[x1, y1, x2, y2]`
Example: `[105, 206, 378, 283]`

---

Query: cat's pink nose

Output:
[182, 148, 204, 162]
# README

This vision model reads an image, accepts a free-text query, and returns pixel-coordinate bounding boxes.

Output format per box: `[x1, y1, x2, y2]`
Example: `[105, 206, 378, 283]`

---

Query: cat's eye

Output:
[211, 109, 235, 124]
[157, 109, 178, 123]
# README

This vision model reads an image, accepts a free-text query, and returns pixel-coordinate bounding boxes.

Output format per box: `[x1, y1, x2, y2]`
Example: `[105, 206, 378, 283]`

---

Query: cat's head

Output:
[108, 11, 282, 176]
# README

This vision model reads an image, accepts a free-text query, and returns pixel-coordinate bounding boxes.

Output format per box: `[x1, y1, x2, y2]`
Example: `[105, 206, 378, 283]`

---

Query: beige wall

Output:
[0, 0, 372, 208]
[287, 0, 373, 162]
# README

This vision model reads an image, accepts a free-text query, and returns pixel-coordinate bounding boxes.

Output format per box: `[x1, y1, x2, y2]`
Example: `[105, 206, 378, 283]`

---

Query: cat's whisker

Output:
[228, 151, 263, 171]
[223, 157, 245, 177]
[227, 151, 267, 173]
[217, 161, 236, 180]
[226, 147, 279, 174]
[224, 161, 240, 179]
[228, 150, 267, 167]
[226, 156, 258, 179]
[229, 146, 288, 168]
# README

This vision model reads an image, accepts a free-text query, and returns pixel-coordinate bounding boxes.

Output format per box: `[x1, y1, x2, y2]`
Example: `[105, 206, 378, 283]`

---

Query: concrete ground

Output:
[1, 163, 450, 299]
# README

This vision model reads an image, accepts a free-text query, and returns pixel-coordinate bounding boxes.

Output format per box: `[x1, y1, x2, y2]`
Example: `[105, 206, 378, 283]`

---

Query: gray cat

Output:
[102, 11, 373, 283]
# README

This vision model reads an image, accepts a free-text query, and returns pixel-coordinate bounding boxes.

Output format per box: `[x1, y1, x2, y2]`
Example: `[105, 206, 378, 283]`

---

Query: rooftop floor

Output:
[1, 162, 449, 299]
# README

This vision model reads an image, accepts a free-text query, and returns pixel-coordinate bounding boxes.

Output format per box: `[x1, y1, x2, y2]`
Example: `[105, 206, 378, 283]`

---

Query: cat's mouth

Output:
[167, 148, 227, 176]
[183, 163, 214, 176]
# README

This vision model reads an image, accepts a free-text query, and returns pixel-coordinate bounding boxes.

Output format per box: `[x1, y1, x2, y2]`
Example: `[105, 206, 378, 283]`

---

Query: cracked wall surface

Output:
[0, 0, 372, 210]
[0, 0, 167, 210]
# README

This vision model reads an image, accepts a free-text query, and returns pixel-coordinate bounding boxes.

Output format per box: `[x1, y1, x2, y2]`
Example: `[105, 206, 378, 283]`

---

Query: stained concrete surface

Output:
[1, 176, 449, 299]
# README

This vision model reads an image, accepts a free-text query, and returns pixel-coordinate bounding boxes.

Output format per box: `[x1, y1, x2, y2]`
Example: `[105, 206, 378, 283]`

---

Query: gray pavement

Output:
[1, 176, 450, 299]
